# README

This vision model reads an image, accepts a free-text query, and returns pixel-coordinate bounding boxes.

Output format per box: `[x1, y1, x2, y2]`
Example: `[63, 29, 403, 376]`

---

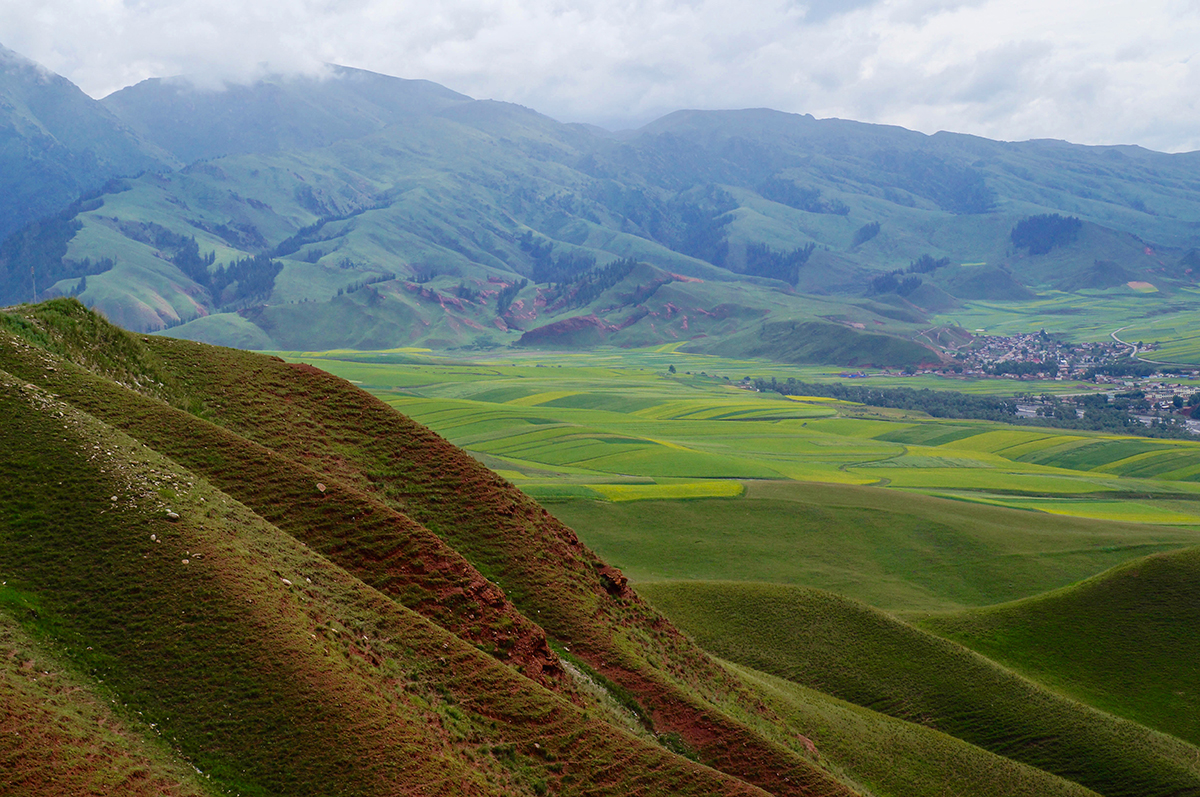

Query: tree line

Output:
[867, 253, 951, 296]
[1011, 214, 1081, 255]
[154, 226, 282, 308]
[755, 377, 1195, 439]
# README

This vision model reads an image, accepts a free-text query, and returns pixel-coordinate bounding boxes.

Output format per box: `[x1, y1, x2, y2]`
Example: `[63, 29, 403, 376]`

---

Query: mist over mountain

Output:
[101, 66, 471, 163]
[0, 45, 175, 240]
[2, 43, 1199, 359]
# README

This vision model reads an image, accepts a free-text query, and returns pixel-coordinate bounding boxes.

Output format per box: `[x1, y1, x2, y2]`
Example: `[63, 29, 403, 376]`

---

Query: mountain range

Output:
[2, 45, 1200, 359]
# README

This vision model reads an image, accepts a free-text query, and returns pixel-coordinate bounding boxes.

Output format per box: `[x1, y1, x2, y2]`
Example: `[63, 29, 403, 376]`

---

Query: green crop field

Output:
[284, 345, 1200, 622]
[286, 347, 1200, 564]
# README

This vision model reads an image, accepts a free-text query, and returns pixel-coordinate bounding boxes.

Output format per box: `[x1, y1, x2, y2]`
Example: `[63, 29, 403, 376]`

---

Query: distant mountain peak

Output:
[0, 42, 174, 241]
[0, 41, 37, 67]
[101, 64, 473, 163]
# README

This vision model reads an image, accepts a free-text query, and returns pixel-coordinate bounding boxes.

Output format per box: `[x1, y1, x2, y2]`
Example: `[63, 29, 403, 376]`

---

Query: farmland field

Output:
[286, 346, 1200, 610]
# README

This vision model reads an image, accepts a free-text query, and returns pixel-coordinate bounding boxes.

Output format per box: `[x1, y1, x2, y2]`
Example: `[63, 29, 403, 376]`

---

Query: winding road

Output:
[1110, 326, 1191, 367]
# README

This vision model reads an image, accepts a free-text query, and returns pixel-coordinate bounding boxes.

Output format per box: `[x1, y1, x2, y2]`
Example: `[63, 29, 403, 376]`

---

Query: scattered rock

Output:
[281, 578, 293, 587]
[166, 510, 180, 521]
[316, 482, 326, 493]
[181, 559, 189, 565]
[110, 496, 118, 502]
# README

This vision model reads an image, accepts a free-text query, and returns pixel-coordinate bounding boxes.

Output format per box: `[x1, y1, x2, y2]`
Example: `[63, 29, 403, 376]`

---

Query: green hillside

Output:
[0, 44, 173, 297]
[4, 47, 1200, 354]
[0, 299, 861, 797]
[639, 580, 1200, 797]
[920, 547, 1200, 746]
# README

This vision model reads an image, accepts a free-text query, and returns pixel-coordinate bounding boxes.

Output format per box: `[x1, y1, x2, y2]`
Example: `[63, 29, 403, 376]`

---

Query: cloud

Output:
[799, 0, 882, 24]
[0, 0, 1198, 151]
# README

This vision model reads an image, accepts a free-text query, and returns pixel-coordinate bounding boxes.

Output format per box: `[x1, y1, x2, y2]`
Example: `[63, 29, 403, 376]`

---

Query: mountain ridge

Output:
[0, 43, 174, 241]
[2, 44, 1199, 360]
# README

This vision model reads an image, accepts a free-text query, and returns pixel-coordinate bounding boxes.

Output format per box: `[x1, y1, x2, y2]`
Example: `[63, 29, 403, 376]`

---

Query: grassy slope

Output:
[722, 661, 1100, 797]
[639, 581, 1200, 797]
[547, 480, 1200, 611]
[0, 608, 205, 797]
[8, 347, 566, 684]
[0, 300, 857, 797]
[0, 371, 498, 796]
[125, 329, 856, 797]
[0, 302, 825, 792]
[919, 547, 1200, 747]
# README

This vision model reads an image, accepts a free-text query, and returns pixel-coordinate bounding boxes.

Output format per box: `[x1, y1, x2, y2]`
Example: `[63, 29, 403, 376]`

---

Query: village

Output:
[926, 330, 1200, 430]
[820, 329, 1200, 434]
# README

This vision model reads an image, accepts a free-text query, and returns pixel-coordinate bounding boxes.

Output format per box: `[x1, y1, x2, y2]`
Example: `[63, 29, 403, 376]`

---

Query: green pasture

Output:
[935, 288, 1200, 352]
[286, 346, 1200, 610]
[547, 480, 1200, 611]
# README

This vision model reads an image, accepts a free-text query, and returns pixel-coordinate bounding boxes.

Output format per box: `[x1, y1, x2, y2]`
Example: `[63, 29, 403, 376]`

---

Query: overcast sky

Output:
[3, 0, 1199, 152]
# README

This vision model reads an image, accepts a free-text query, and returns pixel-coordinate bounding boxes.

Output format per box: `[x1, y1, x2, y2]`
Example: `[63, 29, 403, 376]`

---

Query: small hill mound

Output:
[516, 314, 613, 348]
[691, 320, 935, 367]
[941, 266, 1036, 300]
[920, 547, 1200, 747]
[639, 580, 1200, 797]
[902, 280, 961, 312]
[858, 293, 930, 323]
[1075, 258, 1128, 289]
[1177, 248, 1200, 279]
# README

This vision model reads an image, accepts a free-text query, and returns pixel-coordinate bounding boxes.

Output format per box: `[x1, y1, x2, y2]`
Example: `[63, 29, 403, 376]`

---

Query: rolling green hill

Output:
[920, 547, 1200, 747]
[0, 299, 860, 797]
[639, 580, 1200, 797]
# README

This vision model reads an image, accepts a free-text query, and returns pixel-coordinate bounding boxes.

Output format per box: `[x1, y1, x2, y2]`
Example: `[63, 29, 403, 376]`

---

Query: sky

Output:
[2, 0, 1199, 152]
